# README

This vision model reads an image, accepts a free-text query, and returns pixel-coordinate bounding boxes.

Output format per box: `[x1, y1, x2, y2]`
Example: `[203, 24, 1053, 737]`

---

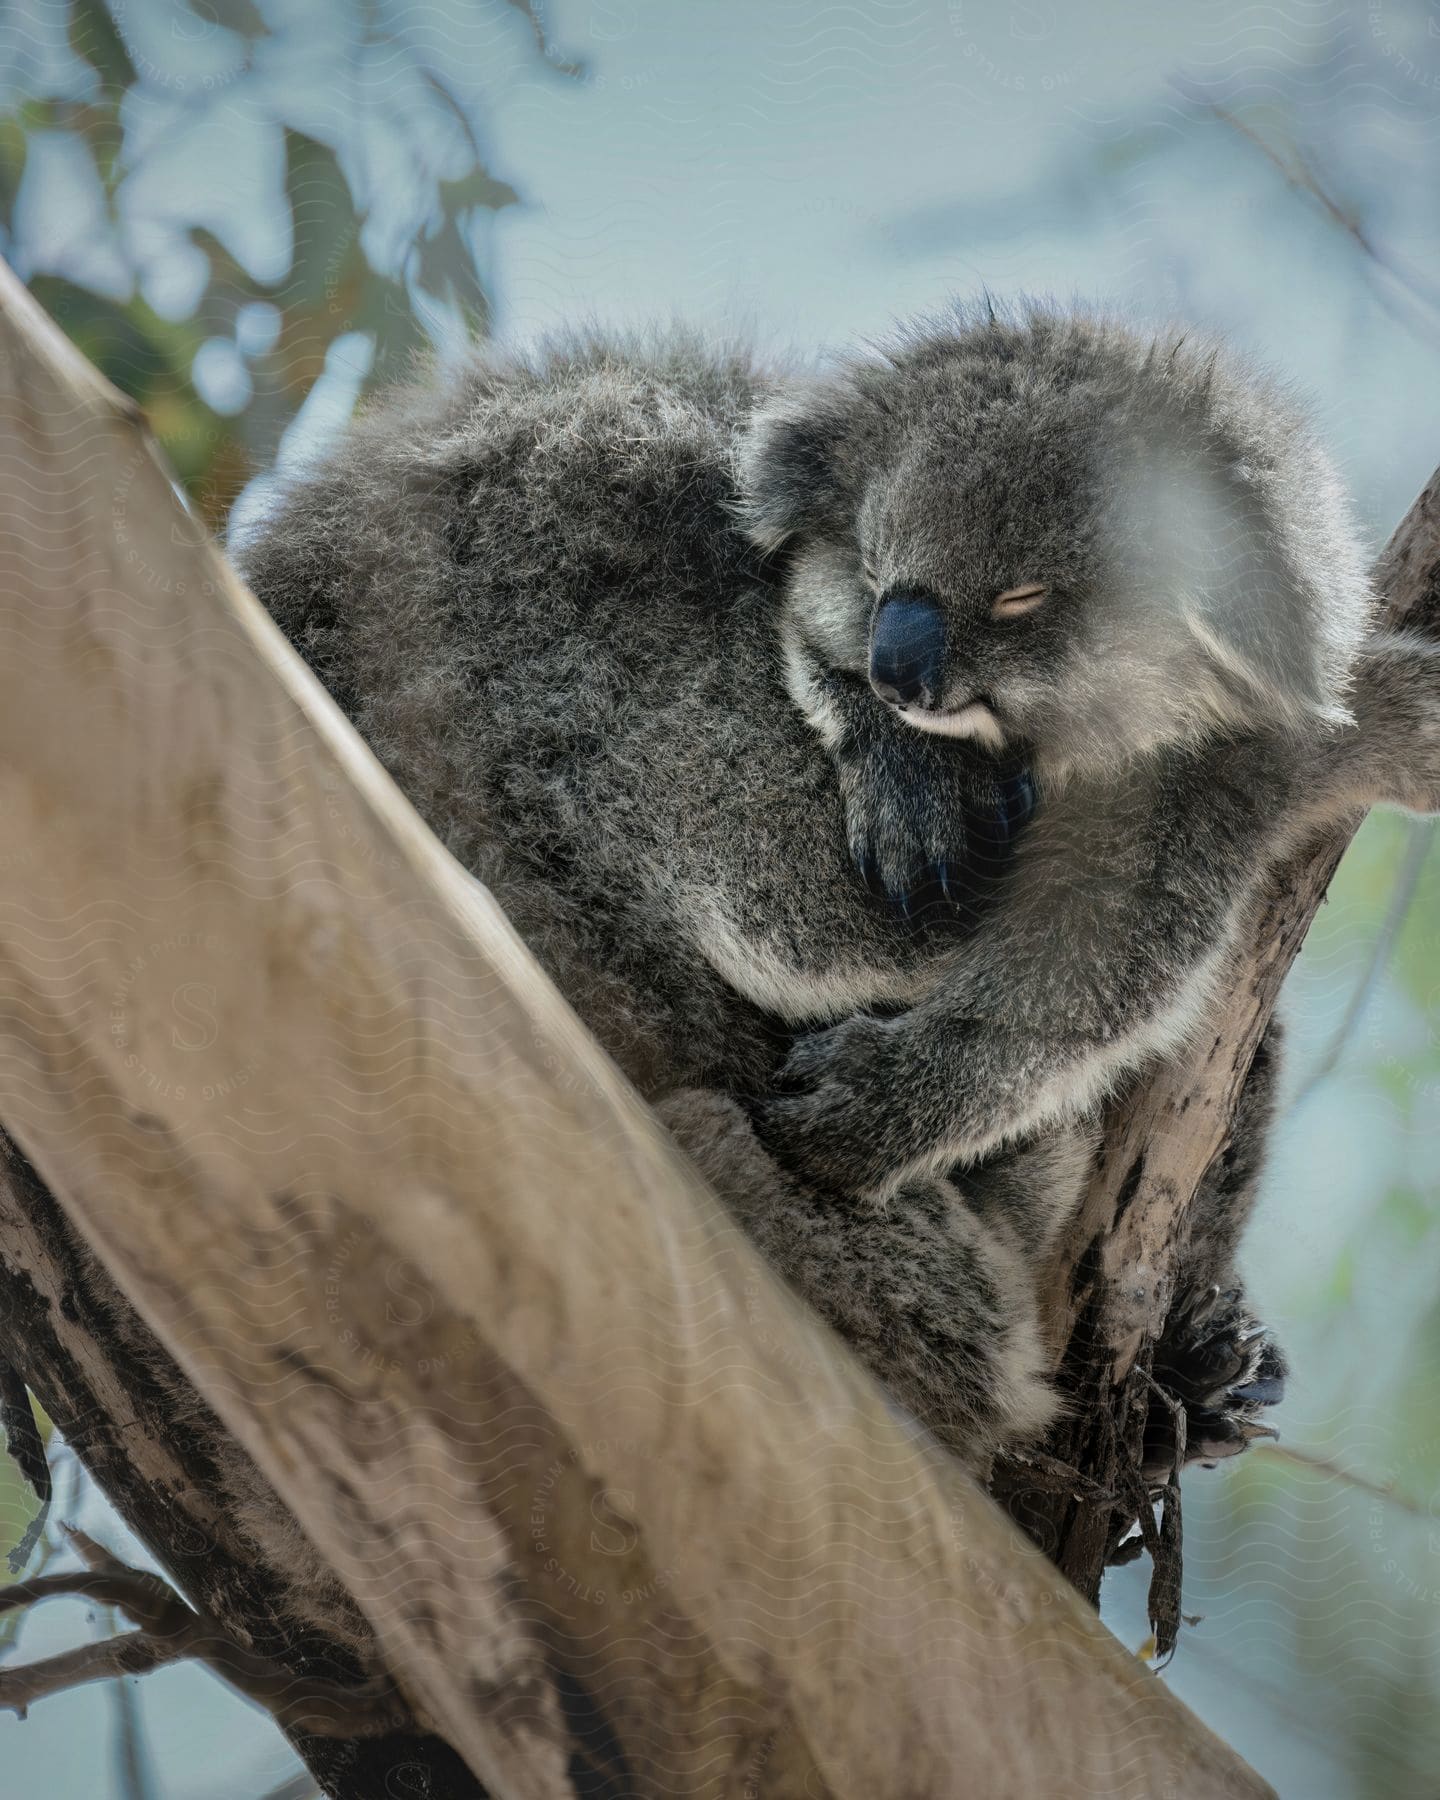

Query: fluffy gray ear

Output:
[1183, 594, 1349, 727]
[1179, 459, 1372, 728]
[734, 385, 851, 552]
[1131, 439, 1369, 728]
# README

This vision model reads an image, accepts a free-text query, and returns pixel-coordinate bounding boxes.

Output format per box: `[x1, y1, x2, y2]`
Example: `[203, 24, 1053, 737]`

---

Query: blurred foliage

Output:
[0, 1393, 51, 1640]
[0, 1434, 40, 1606]
[0, 0, 573, 526]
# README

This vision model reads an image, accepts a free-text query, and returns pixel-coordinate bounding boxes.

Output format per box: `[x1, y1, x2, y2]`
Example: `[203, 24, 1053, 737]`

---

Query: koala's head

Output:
[736, 305, 1374, 772]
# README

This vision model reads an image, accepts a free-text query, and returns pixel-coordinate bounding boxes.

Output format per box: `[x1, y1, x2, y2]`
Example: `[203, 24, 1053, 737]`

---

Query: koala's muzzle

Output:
[869, 590, 946, 710]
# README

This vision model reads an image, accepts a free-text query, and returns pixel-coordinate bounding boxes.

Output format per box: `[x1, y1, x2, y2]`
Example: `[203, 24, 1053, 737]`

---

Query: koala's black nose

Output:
[869, 591, 946, 710]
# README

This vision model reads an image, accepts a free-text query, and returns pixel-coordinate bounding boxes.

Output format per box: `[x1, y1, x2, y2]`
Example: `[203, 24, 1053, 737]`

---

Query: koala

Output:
[235, 304, 1439, 1475]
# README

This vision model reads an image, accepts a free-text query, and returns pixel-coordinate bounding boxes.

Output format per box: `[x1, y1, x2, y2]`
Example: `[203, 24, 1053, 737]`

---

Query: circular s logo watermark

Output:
[946, 0, 1081, 93]
[170, 979, 219, 1051]
[588, 1485, 640, 1560]
[529, 1441, 680, 1610]
[108, 932, 260, 1112]
[383, 1258, 436, 1330]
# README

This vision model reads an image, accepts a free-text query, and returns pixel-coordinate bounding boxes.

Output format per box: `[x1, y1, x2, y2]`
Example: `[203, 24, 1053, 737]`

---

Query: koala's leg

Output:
[657, 1090, 1081, 1470]
[785, 641, 1036, 938]
[1142, 1022, 1288, 1480]
[950, 1117, 1098, 1271]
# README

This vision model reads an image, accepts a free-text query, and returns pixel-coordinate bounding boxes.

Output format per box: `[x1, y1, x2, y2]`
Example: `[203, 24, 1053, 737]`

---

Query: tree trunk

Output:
[0, 259, 1277, 1794]
[992, 473, 1440, 1610]
[0, 1135, 489, 1800]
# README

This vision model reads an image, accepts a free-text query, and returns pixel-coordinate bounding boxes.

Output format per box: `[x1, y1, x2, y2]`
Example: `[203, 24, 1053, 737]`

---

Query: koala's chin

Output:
[889, 698, 1009, 753]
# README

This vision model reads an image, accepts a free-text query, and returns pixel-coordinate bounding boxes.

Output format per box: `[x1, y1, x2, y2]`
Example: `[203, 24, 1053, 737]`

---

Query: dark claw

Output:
[852, 860, 968, 941]
[904, 866, 957, 937]
[1003, 766, 1038, 835]
[1229, 1375, 1286, 1406]
[1190, 1411, 1246, 1454]
[1144, 1290, 1287, 1483]
[1183, 1284, 1224, 1327]
[841, 745, 1039, 938]
[939, 861, 962, 904]
[853, 847, 888, 903]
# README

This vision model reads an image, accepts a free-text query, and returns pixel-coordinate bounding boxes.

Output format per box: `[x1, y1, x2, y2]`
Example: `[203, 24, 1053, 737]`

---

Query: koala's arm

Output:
[786, 633, 1036, 933]
[759, 630, 1440, 1196]
[756, 756, 1268, 1193]
[1300, 630, 1440, 823]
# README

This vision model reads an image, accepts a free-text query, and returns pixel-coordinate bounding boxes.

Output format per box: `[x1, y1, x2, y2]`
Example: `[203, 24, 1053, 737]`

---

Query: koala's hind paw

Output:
[1142, 1285, 1287, 1483]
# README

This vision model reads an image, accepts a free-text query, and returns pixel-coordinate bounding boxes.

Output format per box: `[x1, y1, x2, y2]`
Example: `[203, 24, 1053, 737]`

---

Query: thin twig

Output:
[1174, 82, 1440, 345]
[1137, 1373, 1187, 1663]
[0, 1528, 412, 1739]
[1254, 1440, 1436, 1513]
[0, 1630, 181, 1718]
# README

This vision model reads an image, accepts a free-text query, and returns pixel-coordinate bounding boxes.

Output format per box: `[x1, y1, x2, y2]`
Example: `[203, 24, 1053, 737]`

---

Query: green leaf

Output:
[69, 0, 137, 96]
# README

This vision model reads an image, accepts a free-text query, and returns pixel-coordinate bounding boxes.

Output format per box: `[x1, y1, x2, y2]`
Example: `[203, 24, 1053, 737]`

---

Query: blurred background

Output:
[2, 2, 1439, 1795]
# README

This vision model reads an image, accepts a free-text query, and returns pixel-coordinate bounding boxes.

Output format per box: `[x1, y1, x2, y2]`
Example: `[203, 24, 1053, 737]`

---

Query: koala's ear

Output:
[1183, 590, 1350, 728]
[734, 385, 852, 553]
[1179, 462, 1370, 730]
[1132, 440, 1365, 729]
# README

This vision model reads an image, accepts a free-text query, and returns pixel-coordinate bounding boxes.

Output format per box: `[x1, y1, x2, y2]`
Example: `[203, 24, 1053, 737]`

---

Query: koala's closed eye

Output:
[991, 583, 1048, 620]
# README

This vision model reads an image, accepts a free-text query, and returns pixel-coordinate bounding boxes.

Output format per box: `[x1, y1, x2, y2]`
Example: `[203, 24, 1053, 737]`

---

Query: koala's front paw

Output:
[835, 731, 1035, 938]
[752, 1014, 917, 1194]
[1142, 1285, 1287, 1482]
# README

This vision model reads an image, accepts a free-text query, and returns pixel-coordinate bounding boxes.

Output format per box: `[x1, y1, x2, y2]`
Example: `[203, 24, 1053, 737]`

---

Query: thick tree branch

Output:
[0, 258, 1275, 1794]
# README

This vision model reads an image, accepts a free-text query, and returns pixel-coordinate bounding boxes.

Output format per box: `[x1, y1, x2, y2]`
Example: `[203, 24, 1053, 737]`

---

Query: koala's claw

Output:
[839, 738, 1036, 940]
[852, 853, 972, 939]
[1143, 1286, 1287, 1482]
[849, 841, 969, 940]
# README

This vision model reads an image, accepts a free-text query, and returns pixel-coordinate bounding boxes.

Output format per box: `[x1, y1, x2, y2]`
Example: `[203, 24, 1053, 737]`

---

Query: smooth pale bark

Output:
[0, 260, 1274, 1794]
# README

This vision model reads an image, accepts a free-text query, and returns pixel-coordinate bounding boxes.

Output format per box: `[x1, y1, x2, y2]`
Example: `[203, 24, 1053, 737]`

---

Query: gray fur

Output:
[236, 302, 1440, 1469]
